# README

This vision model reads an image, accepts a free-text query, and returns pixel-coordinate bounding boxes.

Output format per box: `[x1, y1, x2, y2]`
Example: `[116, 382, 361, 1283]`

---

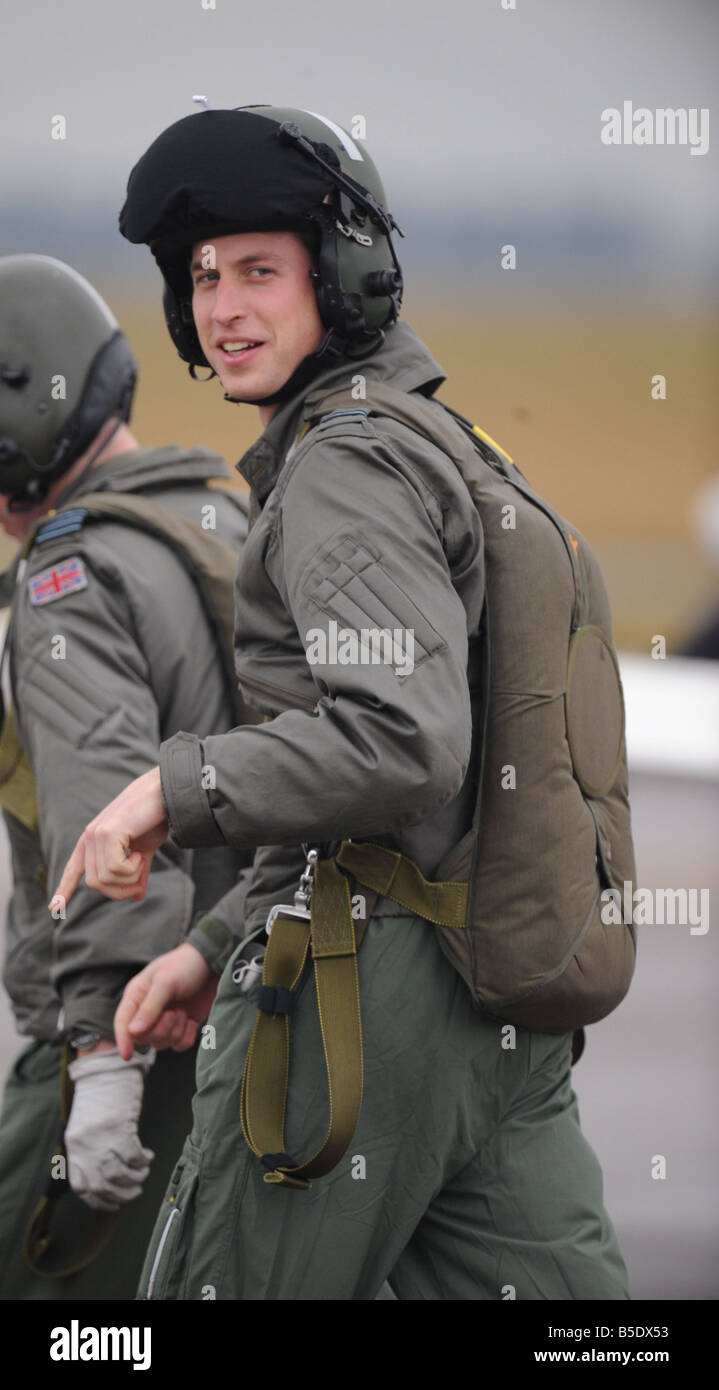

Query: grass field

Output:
[3, 294, 717, 651]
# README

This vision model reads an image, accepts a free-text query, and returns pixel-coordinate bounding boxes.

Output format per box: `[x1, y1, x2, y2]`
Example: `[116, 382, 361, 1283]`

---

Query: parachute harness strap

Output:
[240, 848, 363, 1191]
[240, 841, 468, 1190]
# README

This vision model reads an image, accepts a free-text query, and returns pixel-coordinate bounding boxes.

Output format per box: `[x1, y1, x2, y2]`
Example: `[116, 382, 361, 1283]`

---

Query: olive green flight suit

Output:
[139, 322, 631, 1301]
[0, 444, 250, 1299]
[140, 915, 628, 1301]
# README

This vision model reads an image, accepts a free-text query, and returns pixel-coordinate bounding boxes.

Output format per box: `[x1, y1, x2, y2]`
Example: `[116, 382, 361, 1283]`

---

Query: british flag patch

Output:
[29, 556, 88, 606]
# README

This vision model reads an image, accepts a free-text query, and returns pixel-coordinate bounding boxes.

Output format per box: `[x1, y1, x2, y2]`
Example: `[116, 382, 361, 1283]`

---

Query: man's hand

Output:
[48, 767, 168, 911]
[65, 1047, 155, 1211]
[114, 943, 218, 1061]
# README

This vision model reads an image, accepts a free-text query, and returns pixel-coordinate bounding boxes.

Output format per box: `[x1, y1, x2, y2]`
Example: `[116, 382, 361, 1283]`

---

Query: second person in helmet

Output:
[0, 254, 255, 1298]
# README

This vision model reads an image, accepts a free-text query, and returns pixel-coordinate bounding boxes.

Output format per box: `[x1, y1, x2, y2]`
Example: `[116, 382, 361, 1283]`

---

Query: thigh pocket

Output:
[140, 1143, 201, 1301]
[527, 1028, 573, 1082]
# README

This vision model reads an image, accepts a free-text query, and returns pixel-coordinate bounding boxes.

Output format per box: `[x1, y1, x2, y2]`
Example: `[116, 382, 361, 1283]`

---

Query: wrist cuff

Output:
[159, 731, 225, 849]
[68, 1046, 156, 1082]
[186, 915, 235, 975]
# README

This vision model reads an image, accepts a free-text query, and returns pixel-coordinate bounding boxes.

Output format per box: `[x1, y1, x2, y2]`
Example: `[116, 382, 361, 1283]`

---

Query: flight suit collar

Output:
[236, 320, 447, 505]
[52, 444, 231, 511]
[2, 447, 232, 595]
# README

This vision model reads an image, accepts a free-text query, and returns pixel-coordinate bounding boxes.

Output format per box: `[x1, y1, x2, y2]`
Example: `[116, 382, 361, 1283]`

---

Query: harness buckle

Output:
[264, 846, 318, 936]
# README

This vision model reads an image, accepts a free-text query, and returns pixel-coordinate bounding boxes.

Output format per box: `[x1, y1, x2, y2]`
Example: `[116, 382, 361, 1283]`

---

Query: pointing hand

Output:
[49, 766, 168, 910]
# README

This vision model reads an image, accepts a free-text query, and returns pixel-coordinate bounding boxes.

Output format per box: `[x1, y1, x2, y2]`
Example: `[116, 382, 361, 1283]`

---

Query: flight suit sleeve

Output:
[13, 540, 197, 1039]
[185, 864, 254, 974]
[160, 420, 479, 851]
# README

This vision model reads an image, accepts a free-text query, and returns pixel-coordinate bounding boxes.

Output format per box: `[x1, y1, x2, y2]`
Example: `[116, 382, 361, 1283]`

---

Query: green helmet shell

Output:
[245, 106, 402, 336]
[0, 255, 137, 505]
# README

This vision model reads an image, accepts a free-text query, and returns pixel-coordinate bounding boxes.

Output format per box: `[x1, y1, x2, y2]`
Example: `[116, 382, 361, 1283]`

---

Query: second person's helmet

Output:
[0, 255, 137, 508]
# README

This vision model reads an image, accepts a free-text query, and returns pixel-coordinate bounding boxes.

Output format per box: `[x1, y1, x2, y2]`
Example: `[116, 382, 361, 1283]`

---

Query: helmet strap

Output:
[189, 362, 217, 382]
[6, 416, 123, 514]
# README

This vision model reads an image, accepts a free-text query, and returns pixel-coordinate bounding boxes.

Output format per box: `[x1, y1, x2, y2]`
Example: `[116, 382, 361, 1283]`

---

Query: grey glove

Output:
[65, 1046, 156, 1212]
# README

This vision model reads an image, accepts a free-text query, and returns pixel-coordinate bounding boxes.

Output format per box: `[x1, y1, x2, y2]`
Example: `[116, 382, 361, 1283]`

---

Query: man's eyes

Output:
[193, 266, 274, 287]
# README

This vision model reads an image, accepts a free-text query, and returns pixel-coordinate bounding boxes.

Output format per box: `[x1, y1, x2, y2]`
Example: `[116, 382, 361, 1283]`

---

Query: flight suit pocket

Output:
[141, 1142, 201, 1301]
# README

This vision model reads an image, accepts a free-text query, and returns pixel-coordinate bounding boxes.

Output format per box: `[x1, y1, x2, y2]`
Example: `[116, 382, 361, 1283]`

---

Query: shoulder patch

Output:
[29, 556, 88, 606]
[317, 409, 368, 427]
[34, 508, 89, 546]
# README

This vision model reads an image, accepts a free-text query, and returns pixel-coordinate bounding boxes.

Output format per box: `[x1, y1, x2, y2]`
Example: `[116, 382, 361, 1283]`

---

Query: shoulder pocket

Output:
[301, 533, 446, 669]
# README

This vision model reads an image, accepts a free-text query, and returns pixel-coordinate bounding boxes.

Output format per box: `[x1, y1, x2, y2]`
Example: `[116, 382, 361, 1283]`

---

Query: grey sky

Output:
[1, 0, 716, 284]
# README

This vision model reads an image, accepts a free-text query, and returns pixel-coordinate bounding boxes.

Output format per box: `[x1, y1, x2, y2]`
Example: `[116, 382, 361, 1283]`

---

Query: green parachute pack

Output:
[240, 381, 638, 1190]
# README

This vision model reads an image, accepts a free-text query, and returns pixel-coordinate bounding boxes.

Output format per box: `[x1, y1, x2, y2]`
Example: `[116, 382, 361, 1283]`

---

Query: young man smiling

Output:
[51, 105, 633, 1302]
[191, 232, 326, 415]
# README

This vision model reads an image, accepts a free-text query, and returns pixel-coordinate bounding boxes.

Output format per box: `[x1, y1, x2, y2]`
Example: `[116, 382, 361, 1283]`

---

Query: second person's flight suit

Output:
[0, 441, 251, 1299]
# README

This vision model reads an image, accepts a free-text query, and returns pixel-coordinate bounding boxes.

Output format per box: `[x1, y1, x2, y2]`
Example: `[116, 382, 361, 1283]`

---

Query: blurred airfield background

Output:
[1, 0, 718, 1299]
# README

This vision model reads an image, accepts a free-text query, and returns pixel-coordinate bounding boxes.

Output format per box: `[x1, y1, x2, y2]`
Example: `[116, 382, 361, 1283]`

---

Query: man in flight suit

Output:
[0, 255, 251, 1298]
[54, 108, 632, 1301]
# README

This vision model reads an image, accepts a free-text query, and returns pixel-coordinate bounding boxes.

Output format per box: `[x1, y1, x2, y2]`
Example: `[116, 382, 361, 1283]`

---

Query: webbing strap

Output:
[77, 493, 248, 722]
[0, 705, 39, 837]
[22, 1045, 120, 1278]
[240, 857, 363, 1190]
[337, 841, 468, 928]
[240, 845, 469, 1190]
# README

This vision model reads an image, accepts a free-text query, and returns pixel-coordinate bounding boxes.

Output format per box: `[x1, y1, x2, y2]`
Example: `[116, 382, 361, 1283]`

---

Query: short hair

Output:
[294, 222, 320, 268]
[186, 224, 320, 268]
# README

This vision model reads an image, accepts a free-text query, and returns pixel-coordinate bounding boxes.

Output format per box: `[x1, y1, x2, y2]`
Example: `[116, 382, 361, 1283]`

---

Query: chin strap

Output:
[6, 417, 124, 515]
[223, 327, 384, 409]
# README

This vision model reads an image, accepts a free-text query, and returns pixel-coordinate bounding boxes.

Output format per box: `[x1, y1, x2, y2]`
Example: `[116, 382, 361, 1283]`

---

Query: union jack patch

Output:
[29, 556, 88, 606]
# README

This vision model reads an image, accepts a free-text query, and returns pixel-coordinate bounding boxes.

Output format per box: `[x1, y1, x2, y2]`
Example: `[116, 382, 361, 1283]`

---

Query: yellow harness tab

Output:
[472, 423, 514, 465]
[294, 421, 312, 448]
